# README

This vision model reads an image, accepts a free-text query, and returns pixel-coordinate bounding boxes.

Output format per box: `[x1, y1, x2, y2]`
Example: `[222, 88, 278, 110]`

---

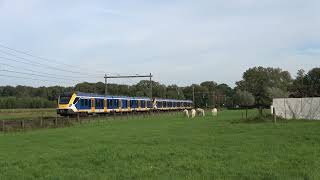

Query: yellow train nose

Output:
[58, 104, 69, 109]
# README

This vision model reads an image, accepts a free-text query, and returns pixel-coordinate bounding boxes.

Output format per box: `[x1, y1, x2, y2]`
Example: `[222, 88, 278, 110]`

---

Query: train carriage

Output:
[153, 98, 193, 111]
[57, 92, 193, 116]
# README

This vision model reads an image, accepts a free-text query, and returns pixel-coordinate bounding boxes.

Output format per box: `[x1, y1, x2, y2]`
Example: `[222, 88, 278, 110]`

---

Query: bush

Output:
[0, 97, 56, 109]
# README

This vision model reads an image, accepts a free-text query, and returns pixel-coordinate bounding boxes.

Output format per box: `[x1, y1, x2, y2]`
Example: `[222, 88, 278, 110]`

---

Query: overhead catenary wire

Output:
[0, 56, 102, 78]
[0, 43, 117, 75]
[0, 69, 81, 83]
[0, 62, 99, 80]
[0, 74, 76, 85]
[0, 50, 104, 77]
[0, 43, 139, 87]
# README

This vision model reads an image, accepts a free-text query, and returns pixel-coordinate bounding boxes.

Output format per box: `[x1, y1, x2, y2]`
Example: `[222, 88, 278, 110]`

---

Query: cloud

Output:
[0, 0, 319, 87]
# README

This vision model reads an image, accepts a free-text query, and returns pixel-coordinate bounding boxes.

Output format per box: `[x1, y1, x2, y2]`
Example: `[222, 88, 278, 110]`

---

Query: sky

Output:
[0, 0, 319, 87]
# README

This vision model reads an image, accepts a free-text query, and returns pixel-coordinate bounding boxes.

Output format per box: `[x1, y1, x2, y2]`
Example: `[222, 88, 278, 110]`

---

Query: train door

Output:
[119, 99, 122, 112]
[138, 100, 141, 111]
[104, 98, 107, 113]
[91, 98, 95, 112]
[128, 99, 131, 111]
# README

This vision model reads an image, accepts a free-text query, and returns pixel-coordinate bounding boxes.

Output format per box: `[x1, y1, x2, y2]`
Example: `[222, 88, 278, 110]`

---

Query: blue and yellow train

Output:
[57, 92, 193, 116]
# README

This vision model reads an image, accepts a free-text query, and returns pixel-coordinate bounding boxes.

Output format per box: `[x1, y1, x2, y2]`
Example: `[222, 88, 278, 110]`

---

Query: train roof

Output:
[154, 98, 193, 102]
[72, 92, 192, 102]
[75, 92, 151, 100]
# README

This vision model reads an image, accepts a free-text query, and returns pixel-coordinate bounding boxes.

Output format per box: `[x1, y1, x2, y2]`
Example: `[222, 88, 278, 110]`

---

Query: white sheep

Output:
[196, 108, 205, 117]
[212, 108, 218, 117]
[183, 109, 189, 118]
[191, 109, 196, 118]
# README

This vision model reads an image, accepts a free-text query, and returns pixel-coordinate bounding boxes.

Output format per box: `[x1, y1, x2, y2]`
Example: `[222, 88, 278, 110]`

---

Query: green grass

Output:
[0, 108, 56, 120]
[1, 109, 320, 179]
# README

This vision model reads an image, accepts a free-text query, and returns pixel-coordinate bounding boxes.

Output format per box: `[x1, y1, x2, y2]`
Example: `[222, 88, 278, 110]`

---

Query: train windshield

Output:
[59, 95, 71, 104]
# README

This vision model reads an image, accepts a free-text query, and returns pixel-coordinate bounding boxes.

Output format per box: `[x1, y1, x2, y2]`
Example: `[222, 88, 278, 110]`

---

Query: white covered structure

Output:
[272, 98, 320, 120]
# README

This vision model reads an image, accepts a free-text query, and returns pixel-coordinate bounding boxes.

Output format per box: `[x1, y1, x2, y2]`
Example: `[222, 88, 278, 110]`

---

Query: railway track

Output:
[0, 110, 183, 132]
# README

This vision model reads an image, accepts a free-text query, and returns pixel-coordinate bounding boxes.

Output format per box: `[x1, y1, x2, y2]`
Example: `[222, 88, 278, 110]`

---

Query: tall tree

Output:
[236, 66, 292, 115]
[289, 69, 307, 97]
[200, 81, 217, 92]
[304, 68, 320, 97]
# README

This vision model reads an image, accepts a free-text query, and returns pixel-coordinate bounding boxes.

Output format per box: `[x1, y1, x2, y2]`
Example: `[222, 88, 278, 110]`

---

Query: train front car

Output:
[57, 92, 78, 116]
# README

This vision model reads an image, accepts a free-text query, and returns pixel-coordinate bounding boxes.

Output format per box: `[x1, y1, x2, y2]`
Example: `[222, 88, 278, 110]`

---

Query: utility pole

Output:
[104, 73, 153, 98]
[192, 86, 195, 108]
[105, 74, 108, 96]
[149, 73, 152, 100]
[212, 92, 215, 108]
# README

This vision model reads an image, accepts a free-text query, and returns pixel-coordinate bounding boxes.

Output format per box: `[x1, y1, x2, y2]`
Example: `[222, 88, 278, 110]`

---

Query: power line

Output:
[0, 62, 99, 79]
[0, 43, 73, 67]
[0, 69, 80, 83]
[0, 50, 103, 77]
[0, 74, 75, 85]
[0, 55, 101, 77]
[0, 43, 118, 75]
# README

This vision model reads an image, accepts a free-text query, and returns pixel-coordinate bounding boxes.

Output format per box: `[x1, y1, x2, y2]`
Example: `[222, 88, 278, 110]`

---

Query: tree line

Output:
[0, 66, 319, 109]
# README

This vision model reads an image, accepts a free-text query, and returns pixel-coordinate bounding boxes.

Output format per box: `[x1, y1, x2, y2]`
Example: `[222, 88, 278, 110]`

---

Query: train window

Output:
[147, 101, 151, 108]
[122, 100, 127, 108]
[107, 99, 113, 109]
[80, 99, 84, 106]
[73, 97, 79, 104]
[95, 99, 103, 108]
[114, 99, 119, 108]
[141, 101, 145, 108]
[95, 99, 99, 107]
[88, 99, 92, 107]
[130, 100, 138, 108]
[59, 95, 72, 104]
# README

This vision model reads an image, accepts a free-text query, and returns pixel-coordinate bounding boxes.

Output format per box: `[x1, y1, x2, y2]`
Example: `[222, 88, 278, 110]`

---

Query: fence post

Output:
[273, 107, 277, 124]
[2, 120, 5, 132]
[40, 115, 43, 127]
[284, 98, 287, 119]
[300, 98, 303, 119]
[21, 119, 25, 130]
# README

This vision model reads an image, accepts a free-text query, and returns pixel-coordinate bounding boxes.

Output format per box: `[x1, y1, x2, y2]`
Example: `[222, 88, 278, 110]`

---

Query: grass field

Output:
[1, 109, 320, 179]
[0, 108, 56, 120]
